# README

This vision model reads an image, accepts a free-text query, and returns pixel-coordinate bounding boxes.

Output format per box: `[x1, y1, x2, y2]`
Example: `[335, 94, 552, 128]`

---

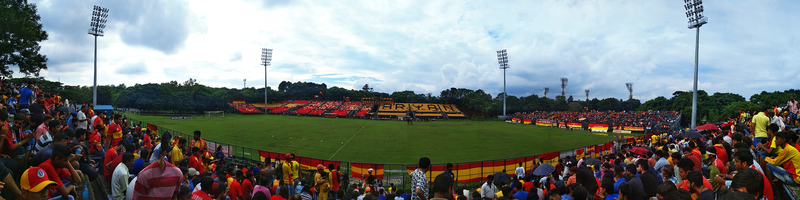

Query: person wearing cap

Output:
[315, 164, 330, 200]
[282, 154, 294, 196]
[112, 152, 134, 200]
[21, 166, 58, 200]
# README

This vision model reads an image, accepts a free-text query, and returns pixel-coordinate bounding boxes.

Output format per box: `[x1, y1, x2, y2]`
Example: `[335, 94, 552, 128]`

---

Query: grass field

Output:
[128, 114, 616, 164]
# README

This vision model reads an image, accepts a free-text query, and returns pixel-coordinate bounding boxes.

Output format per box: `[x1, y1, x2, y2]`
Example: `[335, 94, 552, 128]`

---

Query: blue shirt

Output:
[613, 178, 625, 193]
[513, 191, 528, 200]
[378, 195, 385, 200]
[561, 194, 572, 200]
[605, 194, 618, 200]
[19, 88, 32, 105]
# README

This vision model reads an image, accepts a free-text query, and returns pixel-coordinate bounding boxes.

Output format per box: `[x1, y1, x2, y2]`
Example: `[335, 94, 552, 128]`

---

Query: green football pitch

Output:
[128, 114, 616, 164]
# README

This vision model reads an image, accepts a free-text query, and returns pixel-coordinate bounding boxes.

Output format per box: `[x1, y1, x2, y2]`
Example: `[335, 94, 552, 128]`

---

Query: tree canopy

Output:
[1, 0, 48, 77]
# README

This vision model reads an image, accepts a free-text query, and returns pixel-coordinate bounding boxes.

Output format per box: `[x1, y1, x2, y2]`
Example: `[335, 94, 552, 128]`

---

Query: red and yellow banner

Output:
[258, 150, 341, 171]
[523, 119, 532, 124]
[535, 120, 550, 126]
[575, 148, 585, 160]
[566, 123, 582, 128]
[540, 151, 560, 166]
[351, 163, 384, 180]
[623, 126, 645, 132]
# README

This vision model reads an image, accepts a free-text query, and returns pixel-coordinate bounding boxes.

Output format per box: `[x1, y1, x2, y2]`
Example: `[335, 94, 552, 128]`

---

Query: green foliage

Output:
[0, 0, 48, 77]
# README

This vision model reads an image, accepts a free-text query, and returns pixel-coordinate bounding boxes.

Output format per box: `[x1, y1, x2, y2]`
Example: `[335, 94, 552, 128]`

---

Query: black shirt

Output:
[695, 189, 714, 200]
[638, 171, 659, 197]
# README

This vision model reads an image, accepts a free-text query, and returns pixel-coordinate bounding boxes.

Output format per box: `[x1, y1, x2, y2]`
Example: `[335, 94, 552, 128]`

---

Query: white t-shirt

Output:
[77, 111, 87, 130]
[515, 167, 525, 179]
[480, 182, 496, 199]
[126, 176, 138, 200]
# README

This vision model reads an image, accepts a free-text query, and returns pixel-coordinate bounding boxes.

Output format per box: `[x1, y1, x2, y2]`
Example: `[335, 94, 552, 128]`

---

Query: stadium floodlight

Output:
[626, 83, 633, 100]
[543, 87, 549, 98]
[585, 89, 590, 101]
[496, 49, 509, 119]
[683, 0, 708, 128]
[560, 78, 568, 97]
[262, 48, 273, 113]
[88, 5, 109, 106]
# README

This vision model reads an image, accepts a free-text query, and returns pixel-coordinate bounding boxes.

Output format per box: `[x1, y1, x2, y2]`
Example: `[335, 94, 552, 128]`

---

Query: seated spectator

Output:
[20, 167, 58, 200]
[111, 152, 134, 200]
[729, 168, 765, 200]
[192, 176, 215, 200]
[765, 131, 800, 185]
[655, 182, 676, 200]
[39, 142, 81, 199]
[686, 171, 712, 200]
[103, 140, 126, 181]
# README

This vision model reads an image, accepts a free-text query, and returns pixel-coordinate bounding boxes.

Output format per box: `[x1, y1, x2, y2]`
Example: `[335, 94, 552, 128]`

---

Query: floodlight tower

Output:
[262, 48, 273, 113]
[626, 83, 633, 100]
[585, 89, 590, 101]
[560, 78, 568, 97]
[88, 5, 109, 106]
[683, 0, 708, 128]
[244, 79, 246, 88]
[543, 87, 549, 98]
[496, 49, 509, 118]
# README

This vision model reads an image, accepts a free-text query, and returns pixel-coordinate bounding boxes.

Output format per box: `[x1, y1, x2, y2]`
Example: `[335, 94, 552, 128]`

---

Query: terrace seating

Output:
[229, 103, 262, 113]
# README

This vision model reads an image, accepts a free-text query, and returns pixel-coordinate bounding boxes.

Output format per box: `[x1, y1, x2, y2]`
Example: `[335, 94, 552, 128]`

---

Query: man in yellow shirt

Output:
[315, 164, 330, 200]
[750, 111, 770, 146]
[283, 153, 294, 195]
[171, 138, 187, 166]
[765, 132, 800, 185]
[291, 153, 301, 187]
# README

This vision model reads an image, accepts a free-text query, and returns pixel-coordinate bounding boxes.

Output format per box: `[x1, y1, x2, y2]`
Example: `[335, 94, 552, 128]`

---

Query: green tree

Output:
[1, 0, 49, 77]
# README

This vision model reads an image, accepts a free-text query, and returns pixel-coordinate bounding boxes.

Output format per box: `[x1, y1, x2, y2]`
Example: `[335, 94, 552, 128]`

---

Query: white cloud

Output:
[28, 0, 800, 101]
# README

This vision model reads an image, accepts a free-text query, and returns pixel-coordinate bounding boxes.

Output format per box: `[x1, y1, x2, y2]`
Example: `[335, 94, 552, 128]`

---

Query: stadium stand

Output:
[229, 101, 263, 113]
[376, 103, 466, 119]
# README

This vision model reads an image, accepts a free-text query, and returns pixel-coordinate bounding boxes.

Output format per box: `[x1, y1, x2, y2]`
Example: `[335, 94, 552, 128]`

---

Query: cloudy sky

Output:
[24, 0, 800, 101]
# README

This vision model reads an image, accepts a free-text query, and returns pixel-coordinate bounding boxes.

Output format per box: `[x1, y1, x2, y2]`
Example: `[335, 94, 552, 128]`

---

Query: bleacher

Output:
[376, 103, 467, 119]
[266, 100, 374, 117]
[229, 101, 262, 113]
[268, 100, 309, 114]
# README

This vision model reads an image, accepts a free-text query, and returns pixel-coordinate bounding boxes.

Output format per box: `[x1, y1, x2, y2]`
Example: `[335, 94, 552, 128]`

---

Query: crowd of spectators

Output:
[512, 111, 680, 127]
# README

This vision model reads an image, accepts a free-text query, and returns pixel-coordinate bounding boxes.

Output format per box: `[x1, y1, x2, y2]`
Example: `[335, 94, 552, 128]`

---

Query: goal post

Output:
[204, 111, 225, 118]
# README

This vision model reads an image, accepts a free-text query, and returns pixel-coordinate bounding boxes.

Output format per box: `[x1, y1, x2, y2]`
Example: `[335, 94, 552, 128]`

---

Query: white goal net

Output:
[204, 111, 225, 118]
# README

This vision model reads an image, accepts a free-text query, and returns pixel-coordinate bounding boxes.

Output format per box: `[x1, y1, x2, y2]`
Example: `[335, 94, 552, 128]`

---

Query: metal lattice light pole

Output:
[543, 87, 549, 98]
[684, 0, 707, 128]
[585, 89, 590, 101]
[560, 78, 568, 97]
[88, 5, 108, 106]
[262, 48, 273, 113]
[626, 82, 633, 100]
[496, 49, 509, 118]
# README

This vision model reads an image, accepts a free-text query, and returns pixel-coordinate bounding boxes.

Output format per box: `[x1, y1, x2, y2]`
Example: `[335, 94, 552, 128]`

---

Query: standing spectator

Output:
[291, 153, 301, 189]
[150, 132, 172, 163]
[108, 114, 124, 147]
[132, 148, 184, 200]
[788, 96, 799, 126]
[750, 110, 770, 146]
[652, 151, 669, 180]
[20, 167, 58, 200]
[480, 175, 496, 200]
[515, 163, 525, 180]
[315, 164, 330, 200]
[29, 94, 47, 127]
[411, 157, 430, 200]
[191, 130, 207, 152]
[282, 154, 294, 196]
[329, 164, 342, 200]
[112, 152, 134, 200]
[76, 105, 88, 130]
[18, 83, 34, 109]
[171, 137, 187, 166]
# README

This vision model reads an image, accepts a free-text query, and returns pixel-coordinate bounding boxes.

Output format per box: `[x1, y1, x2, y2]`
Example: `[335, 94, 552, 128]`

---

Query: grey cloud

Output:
[116, 60, 148, 75]
[230, 51, 242, 62]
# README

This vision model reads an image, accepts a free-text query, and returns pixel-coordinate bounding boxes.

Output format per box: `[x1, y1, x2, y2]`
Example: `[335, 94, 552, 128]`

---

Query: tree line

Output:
[7, 78, 797, 124]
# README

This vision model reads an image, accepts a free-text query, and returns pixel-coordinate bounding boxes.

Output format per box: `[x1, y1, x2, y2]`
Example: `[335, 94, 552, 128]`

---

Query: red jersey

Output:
[0, 123, 12, 153]
[89, 131, 102, 153]
[107, 123, 122, 147]
[142, 134, 152, 150]
[103, 148, 118, 180]
[189, 155, 204, 174]
[241, 179, 254, 199]
[229, 179, 243, 200]
[191, 190, 213, 200]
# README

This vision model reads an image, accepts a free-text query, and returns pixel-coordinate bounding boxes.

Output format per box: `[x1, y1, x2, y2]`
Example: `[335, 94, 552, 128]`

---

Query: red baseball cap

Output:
[21, 167, 57, 192]
[317, 164, 325, 170]
[285, 153, 292, 159]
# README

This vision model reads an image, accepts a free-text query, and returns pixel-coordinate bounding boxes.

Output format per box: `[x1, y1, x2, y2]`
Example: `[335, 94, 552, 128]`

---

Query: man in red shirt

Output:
[190, 130, 207, 153]
[107, 114, 123, 147]
[229, 170, 245, 200]
[89, 124, 105, 156]
[103, 141, 125, 181]
[328, 163, 342, 198]
[192, 176, 214, 200]
[142, 128, 152, 150]
[39, 143, 82, 199]
[242, 171, 254, 199]
[188, 147, 205, 174]
[682, 147, 702, 171]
